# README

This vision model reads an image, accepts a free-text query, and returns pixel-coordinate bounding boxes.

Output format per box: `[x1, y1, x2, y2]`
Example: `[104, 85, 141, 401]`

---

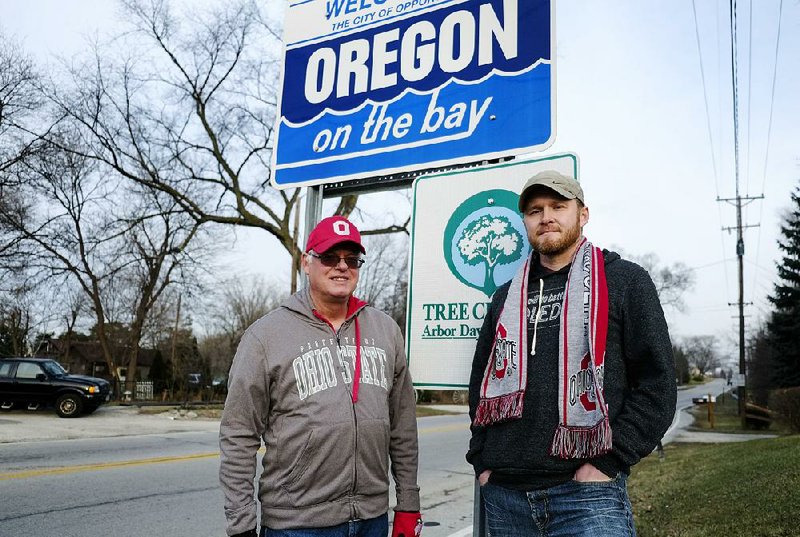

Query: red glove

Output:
[392, 511, 423, 537]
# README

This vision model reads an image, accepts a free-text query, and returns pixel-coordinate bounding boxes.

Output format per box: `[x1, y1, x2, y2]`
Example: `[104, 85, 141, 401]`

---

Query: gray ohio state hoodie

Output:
[219, 289, 420, 535]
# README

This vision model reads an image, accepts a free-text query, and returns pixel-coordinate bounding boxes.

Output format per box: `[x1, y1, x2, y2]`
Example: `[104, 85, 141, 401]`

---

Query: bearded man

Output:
[466, 171, 676, 537]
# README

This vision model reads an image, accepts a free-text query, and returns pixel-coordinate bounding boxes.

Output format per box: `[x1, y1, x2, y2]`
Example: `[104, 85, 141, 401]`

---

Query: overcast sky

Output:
[4, 0, 799, 363]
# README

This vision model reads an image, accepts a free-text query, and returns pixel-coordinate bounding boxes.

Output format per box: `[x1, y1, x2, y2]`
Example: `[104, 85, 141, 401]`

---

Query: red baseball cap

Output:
[305, 216, 366, 254]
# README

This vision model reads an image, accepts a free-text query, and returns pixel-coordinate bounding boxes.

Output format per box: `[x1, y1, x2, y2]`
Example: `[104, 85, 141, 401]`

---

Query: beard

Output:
[531, 216, 582, 256]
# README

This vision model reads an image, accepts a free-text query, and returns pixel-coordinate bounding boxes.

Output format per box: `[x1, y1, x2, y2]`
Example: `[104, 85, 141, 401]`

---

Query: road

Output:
[0, 380, 735, 537]
[662, 377, 726, 444]
[0, 412, 474, 537]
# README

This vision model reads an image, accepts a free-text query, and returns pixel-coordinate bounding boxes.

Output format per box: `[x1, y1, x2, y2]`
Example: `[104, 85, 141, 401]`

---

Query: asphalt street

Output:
[0, 383, 777, 537]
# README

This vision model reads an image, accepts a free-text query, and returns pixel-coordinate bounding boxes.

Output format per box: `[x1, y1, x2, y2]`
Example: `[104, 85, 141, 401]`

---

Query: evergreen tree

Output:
[0, 324, 13, 357]
[747, 326, 774, 405]
[148, 350, 173, 392]
[766, 185, 800, 388]
[673, 343, 690, 385]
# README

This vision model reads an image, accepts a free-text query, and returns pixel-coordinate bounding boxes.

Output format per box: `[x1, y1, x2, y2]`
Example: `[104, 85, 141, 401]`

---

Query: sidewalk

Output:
[1, 403, 777, 445]
[672, 430, 778, 443]
[0, 405, 221, 444]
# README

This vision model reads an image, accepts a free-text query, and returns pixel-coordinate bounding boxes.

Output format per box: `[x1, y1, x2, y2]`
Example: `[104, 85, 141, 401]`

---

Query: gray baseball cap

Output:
[518, 170, 584, 211]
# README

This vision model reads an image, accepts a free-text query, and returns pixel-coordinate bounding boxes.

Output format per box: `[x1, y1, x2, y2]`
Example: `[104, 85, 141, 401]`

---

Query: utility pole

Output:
[170, 293, 182, 400]
[718, 195, 762, 426]
[722, 0, 764, 428]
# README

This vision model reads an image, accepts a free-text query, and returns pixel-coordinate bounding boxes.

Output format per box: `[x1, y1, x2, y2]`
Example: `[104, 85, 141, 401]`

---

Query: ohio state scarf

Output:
[473, 239, 612, 459]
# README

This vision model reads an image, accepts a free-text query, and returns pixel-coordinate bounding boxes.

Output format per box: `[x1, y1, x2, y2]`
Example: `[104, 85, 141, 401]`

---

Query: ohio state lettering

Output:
[293, 339, 389, 400]
[568, 352, 605, 411]
[491, 322, 517, 380]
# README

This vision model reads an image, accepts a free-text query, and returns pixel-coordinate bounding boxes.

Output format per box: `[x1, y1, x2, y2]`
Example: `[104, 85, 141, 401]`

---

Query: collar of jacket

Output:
[293, 289, 369, 403]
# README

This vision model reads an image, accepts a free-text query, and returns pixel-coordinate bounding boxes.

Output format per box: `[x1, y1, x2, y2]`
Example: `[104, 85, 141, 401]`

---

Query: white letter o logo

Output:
[333, 221, 350, 236]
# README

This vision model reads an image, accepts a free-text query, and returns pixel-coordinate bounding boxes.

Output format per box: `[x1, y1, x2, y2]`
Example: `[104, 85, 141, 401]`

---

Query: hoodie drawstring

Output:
[352, 317, 361, 403]
[311, 306, 363, 404]
[531, 278, 544, 356]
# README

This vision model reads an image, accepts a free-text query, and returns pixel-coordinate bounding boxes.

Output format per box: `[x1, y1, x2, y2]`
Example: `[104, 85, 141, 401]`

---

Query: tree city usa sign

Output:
[407, 154, 577, 388]
[271, 0, 554, 188]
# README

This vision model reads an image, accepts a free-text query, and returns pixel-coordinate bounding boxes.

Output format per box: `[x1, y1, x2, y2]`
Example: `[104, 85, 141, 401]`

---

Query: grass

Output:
[415, 405, 459, 417]
[629, 436, 800, 537]
[688, 390, 791, 435]
[684, 377, 715, 387]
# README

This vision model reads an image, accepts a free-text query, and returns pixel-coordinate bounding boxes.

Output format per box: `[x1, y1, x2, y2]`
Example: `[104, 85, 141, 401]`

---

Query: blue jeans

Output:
[481, 474, 636, 537]
[261, 514, 388, 537]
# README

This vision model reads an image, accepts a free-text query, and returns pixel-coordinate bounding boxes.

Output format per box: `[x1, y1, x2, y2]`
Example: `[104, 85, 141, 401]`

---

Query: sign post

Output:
[271, 0, 554, 189]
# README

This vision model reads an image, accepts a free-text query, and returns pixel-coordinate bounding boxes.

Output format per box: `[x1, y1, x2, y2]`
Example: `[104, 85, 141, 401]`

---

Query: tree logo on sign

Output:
[443, 189, 529, 297]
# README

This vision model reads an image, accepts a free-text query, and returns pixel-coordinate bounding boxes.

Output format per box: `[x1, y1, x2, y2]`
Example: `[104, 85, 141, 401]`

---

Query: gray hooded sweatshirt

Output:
[219, 289, 420, 535]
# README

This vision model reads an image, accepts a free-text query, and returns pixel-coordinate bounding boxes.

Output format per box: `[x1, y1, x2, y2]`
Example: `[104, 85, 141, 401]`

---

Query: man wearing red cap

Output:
[219, 216, 422, 537]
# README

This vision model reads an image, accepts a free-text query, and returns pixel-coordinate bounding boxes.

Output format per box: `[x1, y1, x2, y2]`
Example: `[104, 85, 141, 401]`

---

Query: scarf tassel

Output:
[549, 418, 612, 459]
[474, 391, 525, 426]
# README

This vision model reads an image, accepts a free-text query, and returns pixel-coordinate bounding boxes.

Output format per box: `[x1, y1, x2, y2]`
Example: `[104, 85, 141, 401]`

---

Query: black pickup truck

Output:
[0, 357, 112, 418]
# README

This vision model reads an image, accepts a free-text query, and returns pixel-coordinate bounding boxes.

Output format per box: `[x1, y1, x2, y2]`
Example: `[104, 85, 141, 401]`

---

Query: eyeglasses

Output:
[308, 252, 365, 269]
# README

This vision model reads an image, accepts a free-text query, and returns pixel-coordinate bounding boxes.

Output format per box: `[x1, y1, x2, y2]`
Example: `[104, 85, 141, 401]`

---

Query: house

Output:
[38, 338, 157, 384]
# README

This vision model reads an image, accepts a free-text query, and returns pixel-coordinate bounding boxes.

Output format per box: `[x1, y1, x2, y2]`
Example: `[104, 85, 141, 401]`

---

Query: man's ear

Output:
[579, 205, 589, 227]
[301, 252, 311, 275]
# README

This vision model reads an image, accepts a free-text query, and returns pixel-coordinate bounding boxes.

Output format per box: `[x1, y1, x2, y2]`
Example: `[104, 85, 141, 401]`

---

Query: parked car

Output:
[0, 357, 112, 418]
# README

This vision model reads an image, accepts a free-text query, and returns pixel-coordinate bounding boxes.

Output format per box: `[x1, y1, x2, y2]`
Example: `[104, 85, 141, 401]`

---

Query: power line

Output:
[727, 0, 749, 424]
[745, 0, 753, 198]
[750, 0, 785, 307]
[759, 0, 784, 198]
[692, 0, 732, 303]
[730, 0, 741, 199]
[692, 0, 722, 199]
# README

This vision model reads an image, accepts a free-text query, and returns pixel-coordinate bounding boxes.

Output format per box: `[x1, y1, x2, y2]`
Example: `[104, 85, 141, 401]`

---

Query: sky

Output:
[3, 0, 799, 364]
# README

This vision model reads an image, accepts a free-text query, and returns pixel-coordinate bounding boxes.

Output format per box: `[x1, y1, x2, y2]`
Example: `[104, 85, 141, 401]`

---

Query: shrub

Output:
[770, 387, 800, 433]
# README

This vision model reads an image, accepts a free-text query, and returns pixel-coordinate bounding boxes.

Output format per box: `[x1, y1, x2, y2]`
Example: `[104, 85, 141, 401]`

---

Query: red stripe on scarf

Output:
[517, 257, 529, 392]
[592, 247, 609, 411]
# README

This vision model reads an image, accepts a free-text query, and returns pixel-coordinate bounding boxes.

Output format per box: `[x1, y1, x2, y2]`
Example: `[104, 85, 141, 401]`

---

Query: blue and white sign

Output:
[271, 0, 554, 189]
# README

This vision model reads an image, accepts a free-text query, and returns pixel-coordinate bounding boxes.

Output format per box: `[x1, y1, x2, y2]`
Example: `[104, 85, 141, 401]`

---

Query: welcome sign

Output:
[271, 0, 554, 189]
[406, 154, 577, 389]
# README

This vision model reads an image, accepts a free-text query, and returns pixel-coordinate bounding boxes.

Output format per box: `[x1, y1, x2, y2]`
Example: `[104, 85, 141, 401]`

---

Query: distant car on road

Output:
[0, 357, 112, 418]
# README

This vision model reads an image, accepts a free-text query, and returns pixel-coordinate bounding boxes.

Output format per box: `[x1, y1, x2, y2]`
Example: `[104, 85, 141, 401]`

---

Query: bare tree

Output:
[32, 0, 406, 295]
[0, 130, 204, 391]
[683, 335, 720, 376]
[1, 139, 126, 377]
[356, 234, 410, 331]
[0, 31, 40, 175]
[614, 250, 695, 313]
[636, 254, 695, 313]
[115, 188, 206, 392]
[57, 282, 88, 365]
[0, 33, 41, 272]
[200, 275, 285, 375]
[0, 277, 56, 357]
[0, 299, 30, 357]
